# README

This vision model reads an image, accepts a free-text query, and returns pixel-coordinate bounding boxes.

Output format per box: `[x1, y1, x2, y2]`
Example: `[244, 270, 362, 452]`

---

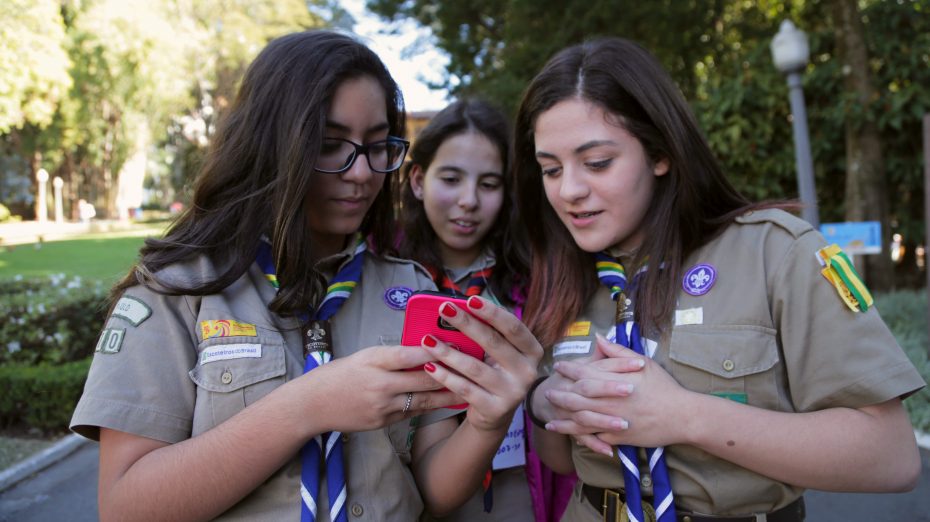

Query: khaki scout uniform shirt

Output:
[424, 251, 535, 522]
[553, 210, 926, 520]
[71, 244, 453, 521]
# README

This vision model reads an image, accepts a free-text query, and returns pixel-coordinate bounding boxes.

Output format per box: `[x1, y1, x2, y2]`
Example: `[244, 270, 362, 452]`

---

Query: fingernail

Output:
[636, 359, 645, 368]
[467, 296, 484, 309]
[544, 423, 554, 431]
[602, 448, 614, 457]
[440, 302, 457, 318]
[613, 419, 630, 430]
[424, 362, 436, 373]
[422, 335, 437, 348]
[617, 383, 634, 394]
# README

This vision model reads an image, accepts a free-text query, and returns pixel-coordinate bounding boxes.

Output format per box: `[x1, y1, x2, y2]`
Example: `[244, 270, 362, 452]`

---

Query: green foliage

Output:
[0, 274, 108, 366]
[0, 359, 92, 434]
[874, 290, 930, 432]
[0, 0, 72, 133]
[0, 203, 11, 222]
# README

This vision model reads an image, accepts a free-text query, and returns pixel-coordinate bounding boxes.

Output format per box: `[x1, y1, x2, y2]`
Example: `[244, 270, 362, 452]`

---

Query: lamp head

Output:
[771, 19, 810, 73]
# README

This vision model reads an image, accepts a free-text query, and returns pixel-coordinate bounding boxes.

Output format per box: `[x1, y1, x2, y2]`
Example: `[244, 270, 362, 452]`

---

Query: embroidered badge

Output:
[682, 264, 717, 296]
[384, 286, 413, 310]
[816, 244, 873, 312]
[95, 328, 125, 354]
[200, 343, 262, 365]
[200, 320, 258, 340]
[565, 321, 591, 337]
[112, 296, 152, 326]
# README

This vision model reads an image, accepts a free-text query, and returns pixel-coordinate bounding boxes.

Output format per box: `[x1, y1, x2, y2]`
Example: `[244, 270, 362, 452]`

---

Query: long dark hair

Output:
[514, 38, 757, 347]
[398, 98, 523, 306]
[112, 31, 406, 317]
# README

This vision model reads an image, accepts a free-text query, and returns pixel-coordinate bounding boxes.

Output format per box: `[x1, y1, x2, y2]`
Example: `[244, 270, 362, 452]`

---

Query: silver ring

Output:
[403, 392, 414, 414]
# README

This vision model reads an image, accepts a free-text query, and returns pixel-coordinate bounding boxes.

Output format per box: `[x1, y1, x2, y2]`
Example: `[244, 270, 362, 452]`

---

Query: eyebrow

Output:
[324, 120, 390, 135]
[535, 139, 618, 159]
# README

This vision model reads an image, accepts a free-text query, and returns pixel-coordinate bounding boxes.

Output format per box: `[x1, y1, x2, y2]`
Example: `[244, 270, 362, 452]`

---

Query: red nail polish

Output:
[467, 296, 484, 309]
[424, 362, 436, 373]
[440, 302, 457, 318]
[422, 335, 437, 348]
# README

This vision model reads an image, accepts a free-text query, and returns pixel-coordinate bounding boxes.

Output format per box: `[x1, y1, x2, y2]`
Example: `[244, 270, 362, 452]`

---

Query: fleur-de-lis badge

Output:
[384, 286, 414, 310]
[683, 264, 717, 296]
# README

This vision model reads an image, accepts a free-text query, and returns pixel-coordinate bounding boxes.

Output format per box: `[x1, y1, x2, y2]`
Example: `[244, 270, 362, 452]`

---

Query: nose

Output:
[558, 165, 589, 202]
[457, 181, 479, 210]
[341, 152, 375, 184]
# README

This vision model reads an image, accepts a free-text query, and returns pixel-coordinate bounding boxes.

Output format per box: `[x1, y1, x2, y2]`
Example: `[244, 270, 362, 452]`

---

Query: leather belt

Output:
[581, 483, 805, 522]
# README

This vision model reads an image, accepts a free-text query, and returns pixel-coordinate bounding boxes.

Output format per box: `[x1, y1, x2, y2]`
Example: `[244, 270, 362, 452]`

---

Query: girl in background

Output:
[398, 99, 574, 522]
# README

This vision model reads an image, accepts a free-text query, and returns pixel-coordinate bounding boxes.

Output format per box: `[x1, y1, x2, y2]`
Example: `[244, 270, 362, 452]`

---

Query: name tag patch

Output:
[95, 328, 125, 354]
[492, 404, 526, 470]
[200, 343, 262, 365]
[112, 296, 152, 326]
[565, 321, 591, 337]
[553, 340, 592, 357]
[675, 307, 704, 326]
[200, 319, 258, 340]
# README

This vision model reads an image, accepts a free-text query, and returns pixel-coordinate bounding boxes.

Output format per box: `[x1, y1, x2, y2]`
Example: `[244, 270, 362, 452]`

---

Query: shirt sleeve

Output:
[70, 285, 199, 443]
[771, 228, 925, 412]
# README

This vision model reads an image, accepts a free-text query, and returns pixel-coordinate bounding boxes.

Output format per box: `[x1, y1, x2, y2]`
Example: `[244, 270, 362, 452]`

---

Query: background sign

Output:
[819, 221, 882, 255]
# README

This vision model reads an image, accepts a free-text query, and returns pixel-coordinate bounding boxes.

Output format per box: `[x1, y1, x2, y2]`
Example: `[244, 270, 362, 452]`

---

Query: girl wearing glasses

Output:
[397, 99, 576, 522]
[516, 38, 923, 522]
[71, 31, 542, 521]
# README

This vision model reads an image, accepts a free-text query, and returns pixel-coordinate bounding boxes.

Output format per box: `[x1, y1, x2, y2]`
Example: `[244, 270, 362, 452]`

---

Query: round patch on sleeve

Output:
[384, 286, 414, 310]
[682, 264, 717, 296]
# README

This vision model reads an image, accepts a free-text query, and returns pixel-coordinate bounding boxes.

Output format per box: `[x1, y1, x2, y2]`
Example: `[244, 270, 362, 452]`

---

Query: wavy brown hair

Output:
[398, 99, 525, 307]
[111, 31, 406, 317]
[513, 38, 765, 347]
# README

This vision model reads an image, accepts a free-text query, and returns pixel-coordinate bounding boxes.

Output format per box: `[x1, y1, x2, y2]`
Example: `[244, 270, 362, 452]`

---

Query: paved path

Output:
[1, 441, 928, 521]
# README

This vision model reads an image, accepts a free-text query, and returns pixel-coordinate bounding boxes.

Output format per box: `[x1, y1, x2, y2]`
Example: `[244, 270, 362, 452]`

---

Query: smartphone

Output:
[401, 291, 486, 362]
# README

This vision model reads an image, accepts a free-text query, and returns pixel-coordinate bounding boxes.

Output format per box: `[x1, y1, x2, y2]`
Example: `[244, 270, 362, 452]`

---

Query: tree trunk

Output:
[832, 0, 893, 291]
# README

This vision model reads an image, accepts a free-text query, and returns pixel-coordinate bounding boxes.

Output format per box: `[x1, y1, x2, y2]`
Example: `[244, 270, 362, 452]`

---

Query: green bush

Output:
[0, 274, 109, 365]
[0, 203, 10, 222]
[0, 359, 92, 434]
[875, 290, 930, 433]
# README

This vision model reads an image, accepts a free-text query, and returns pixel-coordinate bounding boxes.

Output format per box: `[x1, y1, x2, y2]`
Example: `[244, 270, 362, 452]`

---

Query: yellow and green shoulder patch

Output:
[816, 244, 873, 313]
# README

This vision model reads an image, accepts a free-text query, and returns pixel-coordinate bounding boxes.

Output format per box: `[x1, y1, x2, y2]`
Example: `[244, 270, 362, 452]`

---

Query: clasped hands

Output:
[541, 335, 688, 456]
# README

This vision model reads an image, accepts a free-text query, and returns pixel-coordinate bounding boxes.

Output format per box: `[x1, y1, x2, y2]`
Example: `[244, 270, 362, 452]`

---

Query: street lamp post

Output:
[36, 168, 49, 223]
[771, 19, 820, 229]
[53, 176, 64, 223]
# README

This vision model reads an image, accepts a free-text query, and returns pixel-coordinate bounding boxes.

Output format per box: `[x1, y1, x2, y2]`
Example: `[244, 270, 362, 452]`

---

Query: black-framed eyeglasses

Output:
[315, 137, 410, 174]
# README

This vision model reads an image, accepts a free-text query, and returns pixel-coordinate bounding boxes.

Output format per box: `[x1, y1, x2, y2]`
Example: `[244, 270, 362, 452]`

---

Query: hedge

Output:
[0, 274, 108, 365]
[0, 359, 92, 434]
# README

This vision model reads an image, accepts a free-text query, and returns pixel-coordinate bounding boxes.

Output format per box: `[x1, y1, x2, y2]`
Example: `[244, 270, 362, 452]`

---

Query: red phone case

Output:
[401, 291, 485, 360]
[402, 291, 486, 409]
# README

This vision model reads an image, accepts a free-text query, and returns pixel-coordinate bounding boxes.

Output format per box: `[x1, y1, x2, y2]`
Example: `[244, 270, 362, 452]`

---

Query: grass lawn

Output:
[0, 229, 163, 285]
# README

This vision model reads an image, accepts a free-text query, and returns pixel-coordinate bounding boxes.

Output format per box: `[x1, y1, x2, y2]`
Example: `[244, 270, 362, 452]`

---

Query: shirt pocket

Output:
[188, 333, 287, 433]
[667, 325, 783, 410]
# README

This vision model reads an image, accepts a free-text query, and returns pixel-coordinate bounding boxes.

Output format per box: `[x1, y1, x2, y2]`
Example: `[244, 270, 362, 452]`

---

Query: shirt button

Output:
[221, 370, 233, 384]
[722, 359, 735, 372]
[350, 503, 363, 517]
[640, 474, 652, 488]
[683, 517, 693, 522]
[342, 433, 350, 443]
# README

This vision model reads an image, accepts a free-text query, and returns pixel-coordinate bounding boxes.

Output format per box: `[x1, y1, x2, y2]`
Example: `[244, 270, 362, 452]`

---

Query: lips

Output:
[450, 218, 478, 233]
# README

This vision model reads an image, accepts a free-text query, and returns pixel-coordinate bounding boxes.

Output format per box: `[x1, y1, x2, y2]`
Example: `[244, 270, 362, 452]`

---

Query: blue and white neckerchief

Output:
[595, 252, 675, 522]
[256, 235, 366, 522]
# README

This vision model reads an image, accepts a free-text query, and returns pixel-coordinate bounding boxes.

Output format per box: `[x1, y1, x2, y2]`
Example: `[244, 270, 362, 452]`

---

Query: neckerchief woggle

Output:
[256, 235, 366, 522]
[595, 252, 675, 522]
[430, 264, 496, 512]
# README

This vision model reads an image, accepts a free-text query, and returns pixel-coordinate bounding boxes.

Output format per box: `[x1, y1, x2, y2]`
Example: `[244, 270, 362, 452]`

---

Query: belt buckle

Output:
[602, 489, 622, 522]
[617, 501, 657, 522]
